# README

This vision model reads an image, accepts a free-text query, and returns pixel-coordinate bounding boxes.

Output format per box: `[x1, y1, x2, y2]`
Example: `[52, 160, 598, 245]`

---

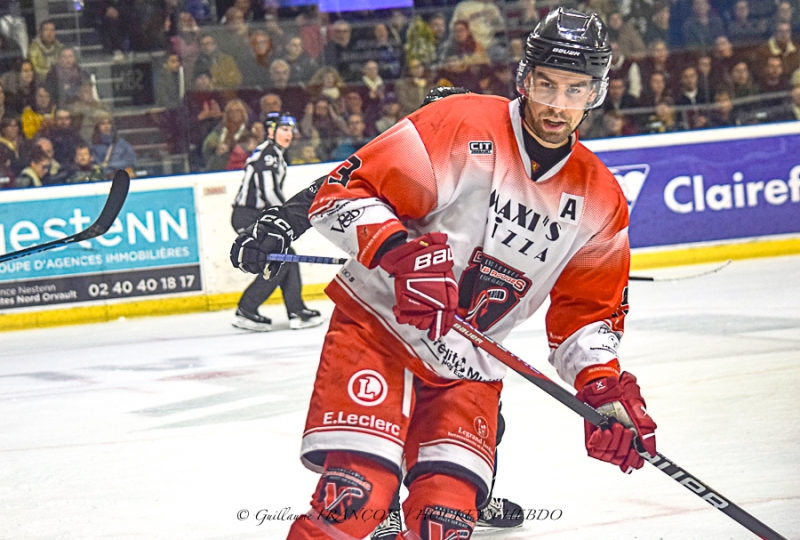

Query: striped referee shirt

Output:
[233, 140, 287, 210]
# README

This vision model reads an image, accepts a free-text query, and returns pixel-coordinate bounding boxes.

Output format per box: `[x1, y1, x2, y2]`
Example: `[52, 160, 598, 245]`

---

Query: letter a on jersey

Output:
[558, 193, 584, 225]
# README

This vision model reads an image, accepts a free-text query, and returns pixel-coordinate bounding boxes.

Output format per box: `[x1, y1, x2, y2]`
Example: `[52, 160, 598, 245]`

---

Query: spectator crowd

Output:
[1, 13, 137, 189]
[2, 0, 800, 189]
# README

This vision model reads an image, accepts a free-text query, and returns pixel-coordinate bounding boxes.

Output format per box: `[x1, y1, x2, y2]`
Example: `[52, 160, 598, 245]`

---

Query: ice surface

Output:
[1, 256, 799, 540]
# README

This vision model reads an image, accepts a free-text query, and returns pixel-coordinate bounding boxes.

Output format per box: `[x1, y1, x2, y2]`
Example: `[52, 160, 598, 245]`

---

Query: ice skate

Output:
[289, 308, 323, 329]
[232, 307, 273, 332]
[477, 496, 523, 529]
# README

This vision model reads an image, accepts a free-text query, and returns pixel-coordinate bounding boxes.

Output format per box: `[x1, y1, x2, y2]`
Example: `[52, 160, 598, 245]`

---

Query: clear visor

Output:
[522, 68, 608, 110]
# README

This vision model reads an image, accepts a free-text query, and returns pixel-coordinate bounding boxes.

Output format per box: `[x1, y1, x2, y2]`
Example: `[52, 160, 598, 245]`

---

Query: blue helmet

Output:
[275, 113, 297, 130]
[265, 112, 297, 142]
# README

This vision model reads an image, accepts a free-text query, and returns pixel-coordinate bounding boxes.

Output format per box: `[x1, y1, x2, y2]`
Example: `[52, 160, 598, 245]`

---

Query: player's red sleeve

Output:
[546, 189, 630, 389]
[309, 119, 439, 268]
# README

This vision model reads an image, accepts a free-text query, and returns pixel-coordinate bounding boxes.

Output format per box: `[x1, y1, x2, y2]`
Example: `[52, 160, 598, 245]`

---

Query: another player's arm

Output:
[230, 176, 322, 276]
[281, 176, 324, 236]
[229, 144, 309, 276]
[546, 191, 657, 473]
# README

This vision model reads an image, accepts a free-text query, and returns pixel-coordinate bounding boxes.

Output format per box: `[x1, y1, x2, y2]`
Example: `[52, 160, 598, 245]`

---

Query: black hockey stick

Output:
[629, 260, 732, 281]
[450, 316, 787, 540]
[266, 254, 732, 283]
[0, 170, 130, 264]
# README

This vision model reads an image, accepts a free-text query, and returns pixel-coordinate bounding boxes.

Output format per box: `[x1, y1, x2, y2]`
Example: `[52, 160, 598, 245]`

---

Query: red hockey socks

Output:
[287, 451, 400, 539]
[401, 472, 478, 540]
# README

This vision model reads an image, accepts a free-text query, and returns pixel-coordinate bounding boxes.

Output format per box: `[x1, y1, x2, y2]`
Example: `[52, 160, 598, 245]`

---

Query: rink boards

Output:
[1, 122, 799, 330]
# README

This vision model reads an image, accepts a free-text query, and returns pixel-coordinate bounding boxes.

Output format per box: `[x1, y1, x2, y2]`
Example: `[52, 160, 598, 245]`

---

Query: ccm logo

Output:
[414, 248, 453, 271]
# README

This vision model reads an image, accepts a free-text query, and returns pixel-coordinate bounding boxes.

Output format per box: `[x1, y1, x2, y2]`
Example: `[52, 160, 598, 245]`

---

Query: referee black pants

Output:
[231, 206, 306, 315]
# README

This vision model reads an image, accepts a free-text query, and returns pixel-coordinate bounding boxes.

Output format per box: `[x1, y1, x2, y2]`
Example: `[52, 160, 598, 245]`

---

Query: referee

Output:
[231, 113, 322, 331]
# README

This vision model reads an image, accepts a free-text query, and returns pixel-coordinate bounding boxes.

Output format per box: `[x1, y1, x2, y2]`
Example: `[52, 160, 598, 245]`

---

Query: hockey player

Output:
[234, 8, 657, 539]
[231, 112, 323, 331]
[231, 87, 525, 538]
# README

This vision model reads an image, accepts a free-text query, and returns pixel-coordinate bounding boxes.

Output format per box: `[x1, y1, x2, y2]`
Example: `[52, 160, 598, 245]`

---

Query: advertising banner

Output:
[0, 187, 202, 311]
[594, 132, 800, 249]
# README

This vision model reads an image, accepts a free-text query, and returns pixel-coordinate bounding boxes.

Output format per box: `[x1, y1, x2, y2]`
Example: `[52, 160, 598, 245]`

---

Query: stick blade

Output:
[79, 169, 130, 239]
[0, 170, 131, 264]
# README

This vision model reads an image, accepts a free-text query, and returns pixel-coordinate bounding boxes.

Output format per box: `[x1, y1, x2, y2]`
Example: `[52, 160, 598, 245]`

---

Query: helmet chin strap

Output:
[579, 109, 590, 127]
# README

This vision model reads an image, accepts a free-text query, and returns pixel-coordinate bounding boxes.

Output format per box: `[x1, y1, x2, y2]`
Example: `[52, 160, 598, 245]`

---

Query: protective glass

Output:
[523, 68, 608, 110]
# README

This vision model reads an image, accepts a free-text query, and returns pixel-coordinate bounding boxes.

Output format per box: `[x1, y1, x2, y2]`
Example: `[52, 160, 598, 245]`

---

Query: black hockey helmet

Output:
[263, 111, 281, 134]
[422, 86, 471, 107]
[516, 7, 612, 109]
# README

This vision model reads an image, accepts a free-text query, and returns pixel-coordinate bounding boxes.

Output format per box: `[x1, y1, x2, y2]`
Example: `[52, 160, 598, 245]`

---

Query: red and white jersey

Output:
[310, 94, 630, 387]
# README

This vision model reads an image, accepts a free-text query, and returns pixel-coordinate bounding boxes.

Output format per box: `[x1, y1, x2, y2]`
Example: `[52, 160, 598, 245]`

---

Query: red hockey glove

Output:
[379, 232, 458, 341]
[576, 372, 657, 473]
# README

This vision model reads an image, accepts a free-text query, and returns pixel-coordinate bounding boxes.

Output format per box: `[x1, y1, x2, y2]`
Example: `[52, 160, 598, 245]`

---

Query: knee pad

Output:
[301, 452, 400, 539]
[403, 473, 477, 540]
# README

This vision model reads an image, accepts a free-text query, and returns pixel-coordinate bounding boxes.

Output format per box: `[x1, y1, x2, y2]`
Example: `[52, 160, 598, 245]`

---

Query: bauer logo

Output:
[347, 369, 388, 407]
[608, 164, 649, 214]
[552, 47, 581, 56]
[469, 141, 493, 155]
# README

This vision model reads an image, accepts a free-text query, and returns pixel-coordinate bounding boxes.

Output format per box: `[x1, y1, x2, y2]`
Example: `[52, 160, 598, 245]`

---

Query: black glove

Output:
[422, 86, 471, 106]
[230, 210, 294, 277]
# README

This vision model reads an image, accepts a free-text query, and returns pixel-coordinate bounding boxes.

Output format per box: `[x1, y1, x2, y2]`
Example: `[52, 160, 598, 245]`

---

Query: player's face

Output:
[524, 67, 595, 147]
[275, 125, 293, 148]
